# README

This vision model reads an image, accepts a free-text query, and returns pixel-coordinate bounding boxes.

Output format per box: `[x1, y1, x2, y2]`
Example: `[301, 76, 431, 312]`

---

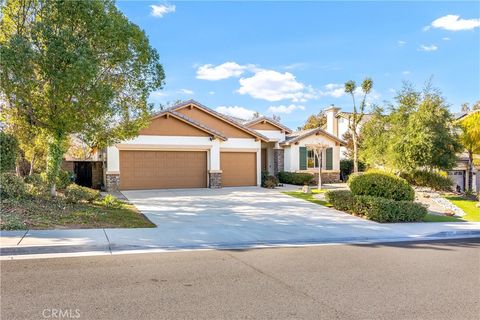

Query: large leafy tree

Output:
[360, 82, 461, 172]
[300, 112, 326, 130]
[458, 111, 480, 191]
[344, 78, 373, 173]
[358, 107, 390, 168]
[0, 0, 165, 195]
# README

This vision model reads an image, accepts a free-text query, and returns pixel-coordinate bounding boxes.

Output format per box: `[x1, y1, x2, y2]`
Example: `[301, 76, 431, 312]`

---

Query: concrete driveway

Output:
[114, 187, 403, 249]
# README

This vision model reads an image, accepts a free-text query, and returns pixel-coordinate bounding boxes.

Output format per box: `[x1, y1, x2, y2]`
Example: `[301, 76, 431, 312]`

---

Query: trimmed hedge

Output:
[278, 171, 314, 185]
[325, 190, 356, 212]
[348, 172, 414, 201]
[325, 190, 427, 222]
[340, 159, 366, 181]
[400, 170, 452, 191]
[353, 196, 427, 223]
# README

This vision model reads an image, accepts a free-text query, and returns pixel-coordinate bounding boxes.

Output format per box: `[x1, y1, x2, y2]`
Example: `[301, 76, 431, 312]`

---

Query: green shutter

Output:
[299, 147, 307, 170]
[326, 148, 333, 170]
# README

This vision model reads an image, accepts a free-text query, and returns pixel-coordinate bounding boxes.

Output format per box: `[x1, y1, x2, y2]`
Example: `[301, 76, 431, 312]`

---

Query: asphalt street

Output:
[1, 239, 479, 320]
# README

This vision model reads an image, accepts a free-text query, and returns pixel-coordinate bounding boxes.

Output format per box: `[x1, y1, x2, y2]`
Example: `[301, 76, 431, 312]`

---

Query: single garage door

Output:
[120, 150, 207, 190]
[220, 152, 257, 187]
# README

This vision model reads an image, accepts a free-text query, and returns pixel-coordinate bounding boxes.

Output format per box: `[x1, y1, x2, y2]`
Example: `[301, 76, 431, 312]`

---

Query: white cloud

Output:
[150, 3, 176, 18]
[397, 40, 407, 46]
[442, 37, 451, 41]
[430, 15, 480, 31]
[196, 62, 255, 81]
[282, 62, 308, 70]
[237, 70, 315, 102]
[215, 106, 257, 120]
[402, 70, 411, 75]
[177, 89, 194, 95]
[418, 44, 438, 51]
[268, 104, 305, 114]
[208, 91, 215, 95]
[322, 83, 345, 98]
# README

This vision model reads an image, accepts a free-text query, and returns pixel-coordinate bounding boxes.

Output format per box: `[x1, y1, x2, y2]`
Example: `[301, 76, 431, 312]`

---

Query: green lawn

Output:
[444, 196, 480, 222]
[422, 214, 462, 222]
[1, 197, 155, 230]
[282, 189, 332, 207]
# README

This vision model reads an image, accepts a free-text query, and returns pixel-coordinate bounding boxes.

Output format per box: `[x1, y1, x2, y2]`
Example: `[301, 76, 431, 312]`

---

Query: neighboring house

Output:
[447, 152, 479, 193]
[105, 100, 345, 191]
[62, 138, 105, 189]
[448, 110, 480, 193]
[323, 105, 372, 159]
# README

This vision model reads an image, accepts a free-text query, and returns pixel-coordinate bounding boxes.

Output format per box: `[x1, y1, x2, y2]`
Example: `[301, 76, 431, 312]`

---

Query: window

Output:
[307, 149, 319, 169]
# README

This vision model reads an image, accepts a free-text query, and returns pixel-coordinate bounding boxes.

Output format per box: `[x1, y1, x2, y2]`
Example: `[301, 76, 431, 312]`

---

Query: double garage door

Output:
[119, 150, 256, 190]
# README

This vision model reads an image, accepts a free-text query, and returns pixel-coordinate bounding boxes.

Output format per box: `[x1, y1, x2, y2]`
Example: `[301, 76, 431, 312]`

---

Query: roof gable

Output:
[281, 127, 345, 146]
[167, 100, 268, 141]
[244, 117, 292, 133]
[146, 110, 227, 140]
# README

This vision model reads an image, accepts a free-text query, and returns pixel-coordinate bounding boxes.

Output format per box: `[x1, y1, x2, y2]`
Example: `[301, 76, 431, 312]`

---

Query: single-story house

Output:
[105, 100, 345, 191]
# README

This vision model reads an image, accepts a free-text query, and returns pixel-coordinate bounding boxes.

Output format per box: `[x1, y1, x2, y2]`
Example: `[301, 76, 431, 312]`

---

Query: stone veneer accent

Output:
[273, 149, 284, 176]
[106, 173, 120, 192]
[313, 172, 341, 184]
[209, 172, 222, 188]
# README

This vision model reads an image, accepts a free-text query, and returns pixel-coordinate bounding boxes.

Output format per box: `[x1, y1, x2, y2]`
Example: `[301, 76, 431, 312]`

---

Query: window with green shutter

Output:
[299, 147, 307, 170]
[326, 147, 333, 170]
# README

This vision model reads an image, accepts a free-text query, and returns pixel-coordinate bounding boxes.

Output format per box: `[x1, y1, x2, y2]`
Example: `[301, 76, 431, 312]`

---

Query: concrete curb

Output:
[2, 232, 479, 261]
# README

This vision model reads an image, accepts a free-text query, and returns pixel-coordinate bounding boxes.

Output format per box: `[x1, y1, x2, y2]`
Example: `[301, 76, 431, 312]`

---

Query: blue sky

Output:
[117, 1, 480, 129]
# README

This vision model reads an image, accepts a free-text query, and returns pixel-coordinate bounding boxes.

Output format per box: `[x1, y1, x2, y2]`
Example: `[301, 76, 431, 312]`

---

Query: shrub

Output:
[0, 172, 26, 200]
[65, 184, 100, 203]
[353, 195, 427, 222]
[278, 171, 314, 185]
[340, 159, 366, 181]
[24, 173, 44, 185]
[348, 172, 414, 201]
[101, 194, 122, 208]
[262, 175, 278, 189]
[400, 170, 452, 191]
[325, 190, 356, 212]
[0, 214, 26, 230]
[56, 170, 73, 190]
[0, 132, 18, 173]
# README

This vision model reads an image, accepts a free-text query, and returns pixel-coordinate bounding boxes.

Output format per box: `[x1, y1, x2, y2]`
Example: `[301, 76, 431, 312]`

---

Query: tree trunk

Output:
[318, 159, 322, 190]
[46, 132, 67, 197]
[29, 153, 36, 176]
[467, 150, 473, 192]
[352, 131, 358, 173]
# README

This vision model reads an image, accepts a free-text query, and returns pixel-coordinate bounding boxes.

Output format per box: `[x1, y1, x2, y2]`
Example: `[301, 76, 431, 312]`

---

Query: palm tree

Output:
[344, 78, 373, 173]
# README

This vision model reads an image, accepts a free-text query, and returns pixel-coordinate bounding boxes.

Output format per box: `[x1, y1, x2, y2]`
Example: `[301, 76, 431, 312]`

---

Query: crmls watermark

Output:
[42, 309, 81, 319]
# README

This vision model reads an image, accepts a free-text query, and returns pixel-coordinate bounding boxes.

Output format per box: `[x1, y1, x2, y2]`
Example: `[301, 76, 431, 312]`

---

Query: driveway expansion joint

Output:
[16, 230, 29, 246]
[102, 229, 113, 254]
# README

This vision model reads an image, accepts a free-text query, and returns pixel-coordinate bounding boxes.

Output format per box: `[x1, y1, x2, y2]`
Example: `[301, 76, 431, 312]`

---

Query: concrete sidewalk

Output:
[2, 222, 480, 259]
[2, 186, 479, 259]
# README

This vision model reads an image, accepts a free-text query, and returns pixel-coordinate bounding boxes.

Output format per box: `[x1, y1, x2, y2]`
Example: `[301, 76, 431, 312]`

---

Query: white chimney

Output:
[324, 105, 340, 137]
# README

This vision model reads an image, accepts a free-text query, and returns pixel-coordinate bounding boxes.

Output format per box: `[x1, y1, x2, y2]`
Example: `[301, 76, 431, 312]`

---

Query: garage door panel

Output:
[120, 150, 207, 190]
[221, 152, 256, 187]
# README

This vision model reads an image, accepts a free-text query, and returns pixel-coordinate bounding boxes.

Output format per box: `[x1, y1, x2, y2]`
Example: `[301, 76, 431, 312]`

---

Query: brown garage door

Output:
[120, 150, 207, 190]
[220, 152, 257, 187]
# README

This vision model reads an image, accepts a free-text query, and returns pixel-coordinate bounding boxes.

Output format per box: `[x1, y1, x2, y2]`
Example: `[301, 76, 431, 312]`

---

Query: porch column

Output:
[332, 145, 340, 171]
[273, 142, 284, 176]
[208, 139, 222, 188]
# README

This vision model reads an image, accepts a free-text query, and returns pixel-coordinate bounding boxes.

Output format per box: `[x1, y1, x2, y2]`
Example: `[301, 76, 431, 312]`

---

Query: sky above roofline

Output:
[117, 1, 480, 129]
